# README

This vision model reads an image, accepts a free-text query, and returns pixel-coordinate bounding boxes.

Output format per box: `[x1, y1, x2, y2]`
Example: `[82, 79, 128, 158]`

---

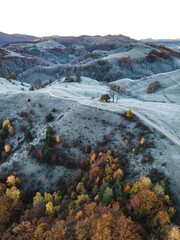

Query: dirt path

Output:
[44, 90, 180, 148]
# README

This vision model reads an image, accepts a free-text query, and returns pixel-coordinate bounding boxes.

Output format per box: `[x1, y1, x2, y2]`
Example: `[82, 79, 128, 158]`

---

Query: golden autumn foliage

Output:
[6, 186, 20, 202]
[8, 126, 14, 136]
[12, 221, 32, 237]
[76, 182, 86, 194]
[0, 196, 13, 219]
[126, 109, 133, 118]
[4, 144, 11, 153]
[6, 175, 21, 187]
[135, 189, 163, 218]
[2, 120, 11, 129]
[46, 202, 54, 216]
[34, 222, 49, 240]
[113, 168, 123, 180]
[45, 220, 67, 240]
[76, 203, 142, 240]
[0, 145, 178, 239]
[33, 192, 44, 207]
[140, 137, 145, 145]
[90, 153, 96, 163]
[44, 192, 53, 204]
[75, 210, 83, 220]
[2, 120, 14, 136]
[56, 135, 61, 143]
[131, 181, 150, 196]
[167, 226, 180, 240]
[139, 176, 152, 189]
[6, 175, 16, 186]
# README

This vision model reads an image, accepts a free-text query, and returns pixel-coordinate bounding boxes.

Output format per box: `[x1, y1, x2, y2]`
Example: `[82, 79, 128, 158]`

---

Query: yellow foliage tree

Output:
[56, 135, 61, 143]
[6, 175, 16, 186]
[167, 226, 180, 240]
[2, 120, 11, 129]
[34, 222, 49, 240]
[6, 186, 20, 202]
[139, 176, 152, 189]
[130, 181, 149, 196]
[113, 168, 123, 180]
[0, 196, 13, 220]
[126, 109, 133, 118]
[44, 192, 53, 204]
[45, 221, 67, 240]
[8, 126, 14, 136]
[46, 202, 54, 216]
[76, 182, 86, 194]
[4, 145, 11, 153]
[140, 137, 145, 145]
[33, 192, 44, 207]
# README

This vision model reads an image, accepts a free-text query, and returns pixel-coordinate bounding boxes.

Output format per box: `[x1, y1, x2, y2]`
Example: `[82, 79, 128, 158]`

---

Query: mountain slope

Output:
[0, 31, 37, 45]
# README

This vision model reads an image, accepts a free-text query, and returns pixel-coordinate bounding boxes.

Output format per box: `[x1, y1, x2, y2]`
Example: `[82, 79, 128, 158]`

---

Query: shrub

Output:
[56, 135, 61, 143]
[29, 86, 34, 91]
[45, 133, 54, 148]
[52, 108, 57, 113]
[76, 72, 81, 82]
[112, 178, 122, 199]
[100, 94, 110, 102]
[118, 57, 135, 67]
[10, 72, 16, 80]
[126, 109, 133, 118]
[44, 150, 51, 163]
[25, 130, 33, 142]
[4, 145, 11, 153]
[147, 80, 160, 93]
[45, 113, 54, 122]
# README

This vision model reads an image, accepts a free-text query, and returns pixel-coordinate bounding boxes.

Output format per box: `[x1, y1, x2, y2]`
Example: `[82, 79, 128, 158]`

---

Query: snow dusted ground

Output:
[0, 74, 180, 214]
[43, 77, 109, 99]
[3, 49, 24, 57]
[103, 42, 154, 63]
[0, 78, 30, 93]
[112, 69, 180, 104]
[18, 39, 66, 50]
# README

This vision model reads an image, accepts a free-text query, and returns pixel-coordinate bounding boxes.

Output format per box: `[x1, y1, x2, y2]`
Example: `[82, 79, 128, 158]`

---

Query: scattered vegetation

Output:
[126, 109, 133, 118]
[0, 120, 14, 161]
[65, 72, 81, 83]
[100, 94, 110, 102]
[10, 72, 17, 80]
[147, 80, 160, 93]
[24, 129, 33, 142]
[143, 46, 180, 63]
[45, 113, 54, 122]
[0, 148, 179, 239]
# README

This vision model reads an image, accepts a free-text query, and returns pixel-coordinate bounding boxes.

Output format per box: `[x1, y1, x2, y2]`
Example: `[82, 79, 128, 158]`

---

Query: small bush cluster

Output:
[126, 109, 133, 118]
[118, 57, 136, 67]
[65, 72, 81, 83]
[34, 126, 63, 165]
[0, 120, 14, 161]
[24, 129, 33, 142]
[147, 80, 160, 93]
[100, 94, 110, 102]
[143, 46, 180, 63]
[45, 113, 54, 122]
[107, 83, 126, 94]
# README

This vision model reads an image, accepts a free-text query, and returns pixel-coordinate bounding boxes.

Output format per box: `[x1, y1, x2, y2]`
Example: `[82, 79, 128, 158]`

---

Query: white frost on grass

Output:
[43, 76, 110, 99]
[0, 78, 30, 93]
[103, 42, 153, 62]
[111, 69, 180, 104]
[5, 49, 24, 57]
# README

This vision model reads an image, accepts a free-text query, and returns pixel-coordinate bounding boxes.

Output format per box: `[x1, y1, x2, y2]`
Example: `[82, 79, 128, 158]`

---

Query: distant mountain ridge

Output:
[141, 38, 180, 51]
[0, 31, 37, 45]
